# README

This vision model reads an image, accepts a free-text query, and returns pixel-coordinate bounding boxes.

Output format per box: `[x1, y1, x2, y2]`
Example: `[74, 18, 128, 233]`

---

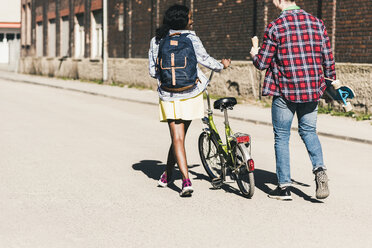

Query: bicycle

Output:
[198, 71, 255, 198]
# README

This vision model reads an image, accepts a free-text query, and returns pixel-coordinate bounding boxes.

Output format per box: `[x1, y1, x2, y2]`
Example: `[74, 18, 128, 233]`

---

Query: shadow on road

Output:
[132, 160, 164, 181]
[255, 168, 323, 203]
[188, 168, 244, 197]
[132, 160, 323, 203]
[132, 160, 200, 194]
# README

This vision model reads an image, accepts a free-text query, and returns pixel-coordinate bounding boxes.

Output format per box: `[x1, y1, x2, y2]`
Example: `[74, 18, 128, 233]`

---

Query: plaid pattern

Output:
[253, 9, 336, 103]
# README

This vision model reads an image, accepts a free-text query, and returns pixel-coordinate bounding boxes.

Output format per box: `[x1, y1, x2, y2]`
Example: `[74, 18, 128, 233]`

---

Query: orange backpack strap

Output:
[169, 32, 181, 37]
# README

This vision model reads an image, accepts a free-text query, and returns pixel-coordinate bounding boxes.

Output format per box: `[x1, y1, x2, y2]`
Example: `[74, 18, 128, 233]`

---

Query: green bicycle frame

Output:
[203, 89, 236, 167]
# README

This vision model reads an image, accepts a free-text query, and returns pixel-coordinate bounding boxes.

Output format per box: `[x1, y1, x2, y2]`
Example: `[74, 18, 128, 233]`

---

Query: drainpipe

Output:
[103, 0, 108, 82]
[263, 0, 268, 31]
[332, 0, 337, 55]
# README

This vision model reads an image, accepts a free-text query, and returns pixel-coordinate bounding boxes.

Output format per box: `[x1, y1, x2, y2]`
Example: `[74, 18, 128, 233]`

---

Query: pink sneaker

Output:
[158, 172, 172, 187]
[179, 179, 193, 197]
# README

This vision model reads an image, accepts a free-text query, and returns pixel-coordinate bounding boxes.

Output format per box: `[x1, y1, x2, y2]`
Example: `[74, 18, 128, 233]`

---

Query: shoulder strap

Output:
[157, 36, 168, 55]
[169, 32, 182, 37]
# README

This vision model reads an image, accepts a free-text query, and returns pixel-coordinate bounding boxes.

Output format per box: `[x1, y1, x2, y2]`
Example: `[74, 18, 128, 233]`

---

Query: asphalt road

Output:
[1, 78, 371, 248]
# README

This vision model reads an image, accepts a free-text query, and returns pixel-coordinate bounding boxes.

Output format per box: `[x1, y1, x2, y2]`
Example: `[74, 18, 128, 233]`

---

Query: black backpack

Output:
[156, 33, 198, 92]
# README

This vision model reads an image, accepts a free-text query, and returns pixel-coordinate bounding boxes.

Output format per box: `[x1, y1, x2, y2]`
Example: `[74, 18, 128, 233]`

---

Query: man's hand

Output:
[250, 47, 260, 58]
[250, 36, 260, 59]
[221, 59, 231, 69]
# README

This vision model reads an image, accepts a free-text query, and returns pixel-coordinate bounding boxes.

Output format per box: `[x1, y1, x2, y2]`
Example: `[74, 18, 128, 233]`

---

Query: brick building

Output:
[21, 0, 372, 62]
[21, 0, 103, 58]
[19, 0, 372, 113]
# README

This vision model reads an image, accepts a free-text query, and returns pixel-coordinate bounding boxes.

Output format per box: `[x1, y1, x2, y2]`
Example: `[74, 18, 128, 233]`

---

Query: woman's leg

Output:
[167, 119, 192, 180]
[165, 120, 192, 173]
[165, 145, 176, 177]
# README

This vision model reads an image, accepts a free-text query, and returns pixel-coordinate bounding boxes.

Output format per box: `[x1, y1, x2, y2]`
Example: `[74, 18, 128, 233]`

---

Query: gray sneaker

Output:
[314, 168, 330, 199]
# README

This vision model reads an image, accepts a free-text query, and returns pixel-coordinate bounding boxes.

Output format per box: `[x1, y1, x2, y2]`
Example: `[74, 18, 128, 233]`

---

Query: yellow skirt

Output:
[159, 92, 204, 122]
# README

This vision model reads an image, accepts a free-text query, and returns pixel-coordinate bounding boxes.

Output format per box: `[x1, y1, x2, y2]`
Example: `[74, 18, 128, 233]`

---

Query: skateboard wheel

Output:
[331, 80, 342, 90]
[343, 102, 353, 112]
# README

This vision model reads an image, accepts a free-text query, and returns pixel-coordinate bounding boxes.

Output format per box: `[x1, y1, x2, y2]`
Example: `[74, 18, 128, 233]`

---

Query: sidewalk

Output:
[1, 70, 371, 145]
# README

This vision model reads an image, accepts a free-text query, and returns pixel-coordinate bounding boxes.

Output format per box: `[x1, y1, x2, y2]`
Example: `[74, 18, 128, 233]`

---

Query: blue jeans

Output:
[271, 96, 325, 187]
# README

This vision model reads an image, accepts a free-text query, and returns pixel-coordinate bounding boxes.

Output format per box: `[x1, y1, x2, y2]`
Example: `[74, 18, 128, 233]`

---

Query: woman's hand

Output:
[221, 59, 231, 69]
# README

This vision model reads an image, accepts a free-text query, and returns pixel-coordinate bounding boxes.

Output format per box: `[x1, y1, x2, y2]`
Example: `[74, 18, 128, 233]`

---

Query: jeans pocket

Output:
[272, 96, 288, 109]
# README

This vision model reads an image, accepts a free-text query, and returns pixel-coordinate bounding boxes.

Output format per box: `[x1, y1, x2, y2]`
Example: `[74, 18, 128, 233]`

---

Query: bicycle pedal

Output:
[229, 173, 236, 181]
[211, 178, 223, 189]
[225, 170, 236, 182]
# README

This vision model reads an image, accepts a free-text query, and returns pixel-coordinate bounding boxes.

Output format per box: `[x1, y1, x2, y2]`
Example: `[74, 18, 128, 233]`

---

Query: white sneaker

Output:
[158, 172, 171, 187]
[179, 179, 193, 197]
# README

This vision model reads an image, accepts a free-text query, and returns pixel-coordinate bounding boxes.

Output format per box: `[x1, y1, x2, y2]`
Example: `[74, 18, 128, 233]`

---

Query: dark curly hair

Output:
[155, 4, 190, 42]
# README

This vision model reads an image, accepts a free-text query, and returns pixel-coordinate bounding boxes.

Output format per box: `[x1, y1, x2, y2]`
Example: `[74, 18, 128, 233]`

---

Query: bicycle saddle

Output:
[213, 97, 237, 110]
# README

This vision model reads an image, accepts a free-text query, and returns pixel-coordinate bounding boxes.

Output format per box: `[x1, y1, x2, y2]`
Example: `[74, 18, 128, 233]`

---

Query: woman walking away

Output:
[149, 4, 230, 197]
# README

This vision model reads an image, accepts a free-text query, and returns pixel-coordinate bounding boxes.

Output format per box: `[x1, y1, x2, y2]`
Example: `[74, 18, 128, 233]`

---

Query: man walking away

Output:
[250, 0, 335, 200]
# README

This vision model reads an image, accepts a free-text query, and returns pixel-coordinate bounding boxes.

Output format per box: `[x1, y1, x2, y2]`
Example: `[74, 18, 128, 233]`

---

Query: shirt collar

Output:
[169, 29, 195, 35]
[281, 5, 301, 13]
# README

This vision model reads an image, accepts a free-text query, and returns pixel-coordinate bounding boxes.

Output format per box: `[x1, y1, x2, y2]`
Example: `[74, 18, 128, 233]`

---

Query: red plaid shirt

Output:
[253, 9, 336, 103]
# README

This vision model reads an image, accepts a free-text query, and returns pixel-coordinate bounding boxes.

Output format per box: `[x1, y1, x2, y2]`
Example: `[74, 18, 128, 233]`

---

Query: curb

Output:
[2, 76, 156, 107]
[2, 75, 372, 146]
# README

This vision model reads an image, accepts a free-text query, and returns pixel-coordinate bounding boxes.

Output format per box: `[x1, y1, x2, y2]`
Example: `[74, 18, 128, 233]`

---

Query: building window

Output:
[91, 10, 102, 59]
[48, 19, 56, 57]
[36, 22, 43, 57]
[118, 14, 124, 32]
[6, 34, 15, 41]
[60, 16, 69, 57]
[74, 14, 85, 58]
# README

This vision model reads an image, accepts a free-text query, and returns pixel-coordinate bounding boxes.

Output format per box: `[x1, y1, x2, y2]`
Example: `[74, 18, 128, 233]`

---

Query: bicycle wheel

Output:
[198, 132, 222, 179]
[235, 144, 255, 198]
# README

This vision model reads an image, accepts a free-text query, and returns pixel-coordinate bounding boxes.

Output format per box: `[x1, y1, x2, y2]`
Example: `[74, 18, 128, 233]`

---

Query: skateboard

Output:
[323, 78, 355, 112]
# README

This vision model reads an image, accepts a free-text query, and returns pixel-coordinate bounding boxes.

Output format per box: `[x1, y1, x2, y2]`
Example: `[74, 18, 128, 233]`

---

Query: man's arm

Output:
[321, 23, 336, 80]
[251, 23, 278, 70]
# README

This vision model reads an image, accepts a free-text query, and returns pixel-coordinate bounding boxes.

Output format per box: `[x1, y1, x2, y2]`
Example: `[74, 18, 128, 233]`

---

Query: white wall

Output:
[91, 11, 102, 59]
[48, 19, 56, 57]
[74, 15, 85, 58]
[0, 0, 21, 23]
[36, 22, 43, 57]
[0, 42, 9, 63]
[9, 39, 20, 71]
[60, 16, 69, 57]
